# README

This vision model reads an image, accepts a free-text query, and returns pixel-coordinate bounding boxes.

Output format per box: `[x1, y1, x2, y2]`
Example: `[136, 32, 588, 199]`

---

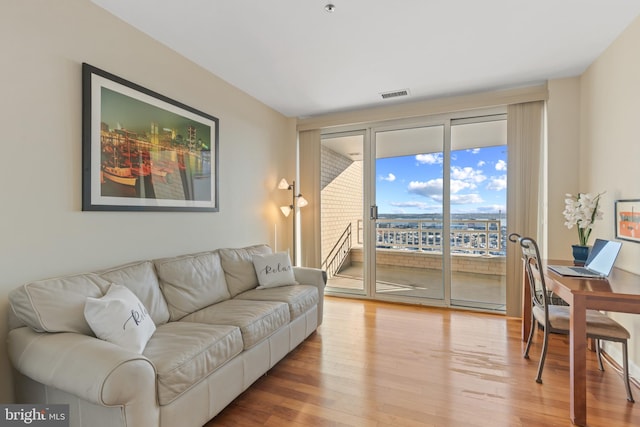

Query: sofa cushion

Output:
[98, 260, 170, 326]
[143, 322, 243, 405]
[235, 285, 319, 321]
[84, 283, 156, 353]
[219, 245, 272, 297]
[252, 252, 298, 289]
[9, 273, 111, 335]
[180, 299, 290, 349]
[154, 251, 231, 321]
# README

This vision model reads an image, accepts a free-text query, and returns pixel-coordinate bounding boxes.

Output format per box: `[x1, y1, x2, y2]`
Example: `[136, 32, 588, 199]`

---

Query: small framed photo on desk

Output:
[614, 199, 640, 243]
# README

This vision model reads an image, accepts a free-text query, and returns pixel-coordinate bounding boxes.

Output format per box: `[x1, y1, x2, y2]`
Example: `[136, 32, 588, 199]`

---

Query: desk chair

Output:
[508, 233, 634, 402]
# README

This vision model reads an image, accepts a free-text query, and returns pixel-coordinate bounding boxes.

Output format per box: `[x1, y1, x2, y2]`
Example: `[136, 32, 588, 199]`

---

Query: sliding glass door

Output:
[449, 117, 507, 311]
[322, 111, 507, 312]
[372, 124, 446, 302]
[321, 131, 365, 295]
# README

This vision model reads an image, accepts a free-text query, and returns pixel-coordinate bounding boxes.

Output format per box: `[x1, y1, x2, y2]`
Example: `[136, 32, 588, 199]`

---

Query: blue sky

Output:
[376, 145, 507, 215]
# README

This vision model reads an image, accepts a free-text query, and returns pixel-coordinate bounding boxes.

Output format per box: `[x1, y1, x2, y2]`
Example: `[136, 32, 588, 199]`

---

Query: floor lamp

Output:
[278, 178, 308, 264]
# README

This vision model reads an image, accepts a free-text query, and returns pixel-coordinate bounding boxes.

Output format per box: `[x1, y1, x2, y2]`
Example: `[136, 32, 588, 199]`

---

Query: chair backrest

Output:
[508, 233, 550, 318]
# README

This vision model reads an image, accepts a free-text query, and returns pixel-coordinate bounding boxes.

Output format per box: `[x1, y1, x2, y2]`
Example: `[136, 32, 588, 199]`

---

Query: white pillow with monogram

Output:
[252, 252, 298, 289]
[84, 283, 156, 353]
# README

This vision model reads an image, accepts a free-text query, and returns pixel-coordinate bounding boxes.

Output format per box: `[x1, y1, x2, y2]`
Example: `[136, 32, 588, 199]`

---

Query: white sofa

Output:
[7, 244, 326, 427]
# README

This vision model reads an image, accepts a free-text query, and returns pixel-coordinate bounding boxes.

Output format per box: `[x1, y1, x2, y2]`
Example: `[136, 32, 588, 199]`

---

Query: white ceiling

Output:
[91, 0, 640, 119]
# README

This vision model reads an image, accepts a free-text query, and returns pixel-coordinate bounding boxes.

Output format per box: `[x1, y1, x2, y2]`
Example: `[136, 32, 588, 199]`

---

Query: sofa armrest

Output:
[293, 267, 327, 326]
[8, 327, 158, 409]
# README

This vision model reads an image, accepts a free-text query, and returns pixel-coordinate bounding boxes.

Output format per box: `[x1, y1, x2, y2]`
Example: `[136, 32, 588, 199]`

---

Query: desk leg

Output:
[570, 295, 587, 426]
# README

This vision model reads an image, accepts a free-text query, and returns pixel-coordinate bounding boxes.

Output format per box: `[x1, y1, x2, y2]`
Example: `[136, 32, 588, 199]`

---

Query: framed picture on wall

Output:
[614, 199, 640, 243]
[82, 63, 219, 212]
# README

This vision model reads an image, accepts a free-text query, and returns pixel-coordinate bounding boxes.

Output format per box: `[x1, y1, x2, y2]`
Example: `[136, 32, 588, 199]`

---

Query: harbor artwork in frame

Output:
[82, 63, 219, 212]
[615, 199, 640, 243]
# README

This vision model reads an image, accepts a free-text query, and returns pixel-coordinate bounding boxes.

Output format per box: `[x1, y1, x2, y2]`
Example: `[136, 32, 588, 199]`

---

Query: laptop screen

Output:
[585, 239, 622, 276]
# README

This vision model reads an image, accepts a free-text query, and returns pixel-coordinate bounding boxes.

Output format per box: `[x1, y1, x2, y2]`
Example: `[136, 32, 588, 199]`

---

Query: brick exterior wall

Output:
[321, 145, 363, 264]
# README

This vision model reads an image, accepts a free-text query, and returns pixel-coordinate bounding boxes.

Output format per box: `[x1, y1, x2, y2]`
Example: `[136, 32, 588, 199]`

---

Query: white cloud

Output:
[408, 175, 480, 200]
[415, 153, 443, 165]
[495, 160, 507, 171]
[451, 166, 486, 184]
[467, 148, 481, 154]
[477, 160, 486, 167]
[450, 179, 474, 193]
[380, 173, 396, 182]
[390, 201, 431, 210]
[486, 175, 507, 191]
[450, 194, 484, 204]
[407, 180, 443, 199]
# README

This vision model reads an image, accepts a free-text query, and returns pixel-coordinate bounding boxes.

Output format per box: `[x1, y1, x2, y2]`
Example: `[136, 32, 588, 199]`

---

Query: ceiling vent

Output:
[380, 89, 410, 100]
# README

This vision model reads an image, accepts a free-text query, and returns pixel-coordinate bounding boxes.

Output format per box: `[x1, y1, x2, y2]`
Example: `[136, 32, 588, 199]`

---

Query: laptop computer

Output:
[548, 239, 622, 279]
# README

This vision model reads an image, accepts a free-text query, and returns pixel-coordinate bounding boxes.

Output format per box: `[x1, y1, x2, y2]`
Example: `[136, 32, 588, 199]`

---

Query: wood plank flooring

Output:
[205, 297, 639, 426]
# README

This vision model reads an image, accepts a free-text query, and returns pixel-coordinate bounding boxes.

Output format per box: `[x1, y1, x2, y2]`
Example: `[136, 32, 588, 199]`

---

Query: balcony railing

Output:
[357, 218, 506, 256]
[321, 223, 352, 278]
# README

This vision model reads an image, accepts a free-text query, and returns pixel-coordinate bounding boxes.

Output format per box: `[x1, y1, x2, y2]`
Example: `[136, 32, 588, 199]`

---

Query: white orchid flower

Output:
[562, 192, 604, 246]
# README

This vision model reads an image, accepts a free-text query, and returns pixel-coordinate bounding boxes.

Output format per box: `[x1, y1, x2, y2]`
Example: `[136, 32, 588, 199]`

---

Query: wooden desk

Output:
[521, 262, 640, 426]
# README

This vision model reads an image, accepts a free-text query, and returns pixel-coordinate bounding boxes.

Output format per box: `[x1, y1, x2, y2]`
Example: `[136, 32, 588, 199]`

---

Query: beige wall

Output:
[576, 14, 640, 376]
[0, 0, 296, 402]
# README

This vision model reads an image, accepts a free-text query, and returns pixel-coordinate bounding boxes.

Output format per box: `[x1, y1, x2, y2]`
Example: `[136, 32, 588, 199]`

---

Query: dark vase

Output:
[572, 244, 590, 266]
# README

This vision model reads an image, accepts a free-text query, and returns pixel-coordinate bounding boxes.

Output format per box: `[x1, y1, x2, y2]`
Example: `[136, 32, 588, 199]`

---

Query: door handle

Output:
[370, 205, 378, 220]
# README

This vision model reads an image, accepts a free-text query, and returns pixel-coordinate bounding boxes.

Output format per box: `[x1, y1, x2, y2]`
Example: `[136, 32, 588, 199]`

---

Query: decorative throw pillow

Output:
[84, 283, 156, 353]
[219, 245, 273, 297]
[252, 252, 298, 289]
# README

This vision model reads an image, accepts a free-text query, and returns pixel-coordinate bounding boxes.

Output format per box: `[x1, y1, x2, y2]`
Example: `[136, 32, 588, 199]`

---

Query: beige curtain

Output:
[298, 129, 322, 268]
[506, 101, 545, 317]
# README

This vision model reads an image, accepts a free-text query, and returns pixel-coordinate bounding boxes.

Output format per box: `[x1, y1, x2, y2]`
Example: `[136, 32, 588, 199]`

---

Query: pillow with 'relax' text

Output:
[252, 252, 298, 289]
[84, 283, 156, 353]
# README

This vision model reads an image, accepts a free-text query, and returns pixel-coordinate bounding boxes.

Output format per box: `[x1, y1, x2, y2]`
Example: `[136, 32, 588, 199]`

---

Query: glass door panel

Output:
[321, 132, 365, 294]
[450, 118, 507, 311]
[373, 125, 445, 301]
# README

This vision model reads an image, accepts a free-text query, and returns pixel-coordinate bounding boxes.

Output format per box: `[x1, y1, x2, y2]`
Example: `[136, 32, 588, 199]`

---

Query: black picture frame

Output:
[82, 63, 219, 212]
[614, 199, 640, 243]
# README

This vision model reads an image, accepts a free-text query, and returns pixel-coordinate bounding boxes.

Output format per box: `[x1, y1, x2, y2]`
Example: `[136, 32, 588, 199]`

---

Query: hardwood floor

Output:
[205, 297, 639, 426]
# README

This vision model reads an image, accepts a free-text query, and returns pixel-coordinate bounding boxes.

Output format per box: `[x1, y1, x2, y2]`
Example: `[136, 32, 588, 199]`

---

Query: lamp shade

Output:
[278, 178, 290, 190]
[297, 195, 309, 208]
[280, 205, 292, 217]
